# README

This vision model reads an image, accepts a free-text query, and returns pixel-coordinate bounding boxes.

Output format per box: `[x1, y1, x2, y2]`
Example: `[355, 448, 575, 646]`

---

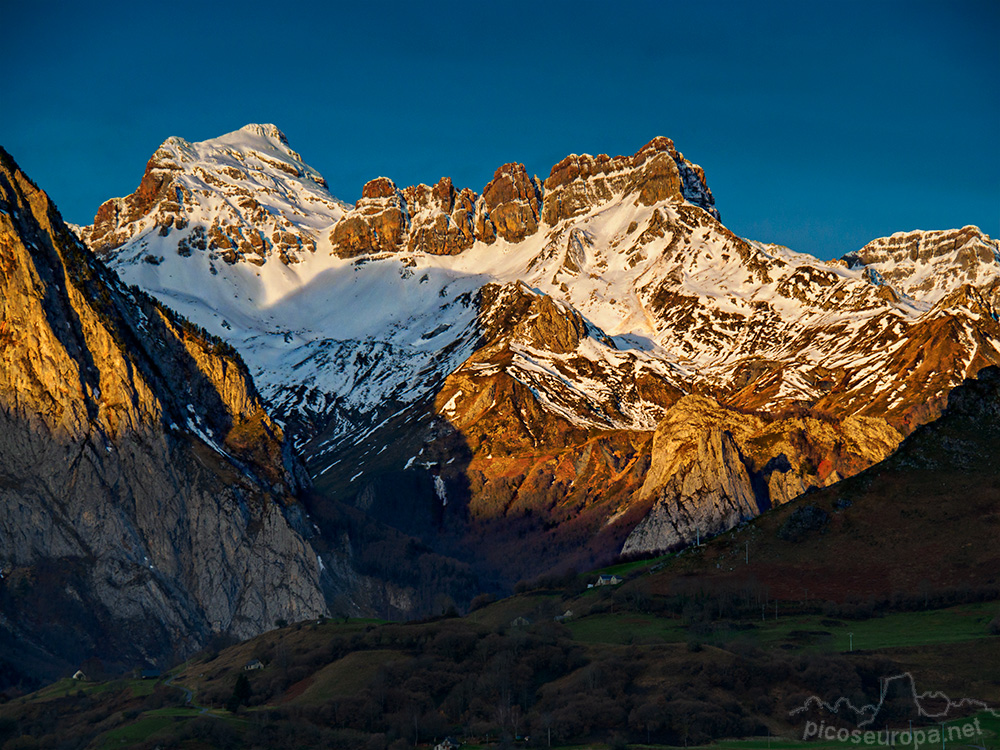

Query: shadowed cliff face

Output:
[0, 148, 327, 688]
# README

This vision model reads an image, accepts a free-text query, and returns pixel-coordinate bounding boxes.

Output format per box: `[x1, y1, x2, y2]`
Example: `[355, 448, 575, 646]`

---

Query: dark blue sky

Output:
[3, 0, 997, 259]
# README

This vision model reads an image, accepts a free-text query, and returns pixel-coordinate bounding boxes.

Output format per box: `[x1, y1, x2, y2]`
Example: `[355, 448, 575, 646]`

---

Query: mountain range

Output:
[77, 124, 1000, 583]
[2, 124, 998, 684]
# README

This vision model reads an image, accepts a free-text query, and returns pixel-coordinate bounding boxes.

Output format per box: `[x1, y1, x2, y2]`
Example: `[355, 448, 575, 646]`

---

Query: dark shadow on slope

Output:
[306, 380, 657, 605]
[611, 332, 658, 352]
[305, 395, 489, 614]
[0, 557, 175, 693]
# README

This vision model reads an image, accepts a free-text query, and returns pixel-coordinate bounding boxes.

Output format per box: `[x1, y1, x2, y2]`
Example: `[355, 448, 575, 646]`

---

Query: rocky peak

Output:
[843, 226, 1000, 304]
[480, 162, 543, 242]
[361, 176, 400, 200]
[541, 136, 718, 226]
[632, 136, 717, 216]
[238, 122, 289, 144]
[330, 176, 410, 257]
[402, 177, 478, 255]
[81, 124, 344, 267]
[83, 126, 727, 279]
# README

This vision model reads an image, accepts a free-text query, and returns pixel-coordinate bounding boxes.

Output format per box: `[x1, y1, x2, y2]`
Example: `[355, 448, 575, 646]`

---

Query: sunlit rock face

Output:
[0, 146, 327, 684]
[82, 124, 343, 267]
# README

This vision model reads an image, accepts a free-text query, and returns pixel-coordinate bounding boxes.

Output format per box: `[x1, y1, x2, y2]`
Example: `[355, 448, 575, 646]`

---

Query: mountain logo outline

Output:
[789, 672, 1000, 728]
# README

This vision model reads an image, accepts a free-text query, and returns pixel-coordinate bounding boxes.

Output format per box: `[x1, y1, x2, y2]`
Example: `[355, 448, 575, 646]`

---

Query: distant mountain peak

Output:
[842, 225, 1000, 304]
[81, 122, 345, 266]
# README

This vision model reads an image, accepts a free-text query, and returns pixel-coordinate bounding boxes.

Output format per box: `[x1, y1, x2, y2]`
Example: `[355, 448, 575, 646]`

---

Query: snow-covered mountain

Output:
[82, 125, 1000, 582]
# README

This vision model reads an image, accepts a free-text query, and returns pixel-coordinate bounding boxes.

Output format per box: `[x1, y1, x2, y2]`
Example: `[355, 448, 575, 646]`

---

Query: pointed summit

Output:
[541, 136, 719, 225]
[81, 123, 345, 264]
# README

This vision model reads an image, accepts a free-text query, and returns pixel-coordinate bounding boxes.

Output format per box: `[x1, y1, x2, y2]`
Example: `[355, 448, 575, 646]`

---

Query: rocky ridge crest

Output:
[81, 124, 345, 268]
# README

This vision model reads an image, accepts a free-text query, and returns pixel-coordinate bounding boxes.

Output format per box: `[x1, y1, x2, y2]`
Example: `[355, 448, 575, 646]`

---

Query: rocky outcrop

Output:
[403, 177, 478, 255]
[331, 164, 544, 257]
[86, 149, 182, 253]
[619, 395, 903, 554]
[621, 429, 758, 555]
[643, 366, 1000, 604]
[477, 281, 606, 354]
[480, 163, 542, 242]
[330, 177, 411, 257]
[541, 136, 717, 225]
[0, 147, 327, 683]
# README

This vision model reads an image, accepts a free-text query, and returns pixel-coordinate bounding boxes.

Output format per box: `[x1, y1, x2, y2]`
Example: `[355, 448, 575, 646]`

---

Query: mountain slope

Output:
[643, 364, 1000, 601]
[80, 126, 1000, 585]
[0, 147, 328, 689]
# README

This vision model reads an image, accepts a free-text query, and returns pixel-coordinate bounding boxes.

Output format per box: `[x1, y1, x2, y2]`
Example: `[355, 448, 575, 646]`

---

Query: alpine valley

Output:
[2, 124, 999, 687]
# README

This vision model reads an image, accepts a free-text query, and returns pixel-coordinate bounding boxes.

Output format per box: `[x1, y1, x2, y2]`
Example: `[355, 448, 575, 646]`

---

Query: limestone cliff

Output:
[621, 429, 759, 555]
[0, 147, 327, 685]
[620, 396, 902, 554]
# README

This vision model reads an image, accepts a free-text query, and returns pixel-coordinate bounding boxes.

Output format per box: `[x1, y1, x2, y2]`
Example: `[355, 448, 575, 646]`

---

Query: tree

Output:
[227, 673, 251, 713]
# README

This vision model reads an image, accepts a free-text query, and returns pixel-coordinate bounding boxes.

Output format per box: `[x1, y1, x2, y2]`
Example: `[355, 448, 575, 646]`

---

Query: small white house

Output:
[595, 574, 623, 586]
[244, 658, 264, 671]
[72, 670, 88, 681]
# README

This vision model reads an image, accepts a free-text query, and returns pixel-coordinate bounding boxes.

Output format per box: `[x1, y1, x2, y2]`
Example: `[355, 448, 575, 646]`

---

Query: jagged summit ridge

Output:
[842, 225, 1000, 305]
[83, 128, 723, 271]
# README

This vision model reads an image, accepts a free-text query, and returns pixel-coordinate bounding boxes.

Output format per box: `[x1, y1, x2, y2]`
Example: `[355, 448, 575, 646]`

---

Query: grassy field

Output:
[26, 675, 159, 702]
[564, 600, 998, 652]
[566, 612, 689, 644]
[94, 714, 183, 749]
[748, 600, 998, 651]
[591, 553, 675, 578]
[293, 649, 408, 704]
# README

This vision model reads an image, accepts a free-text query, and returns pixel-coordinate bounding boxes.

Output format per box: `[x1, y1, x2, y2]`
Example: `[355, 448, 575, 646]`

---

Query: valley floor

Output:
[2, 559, 997, 750]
